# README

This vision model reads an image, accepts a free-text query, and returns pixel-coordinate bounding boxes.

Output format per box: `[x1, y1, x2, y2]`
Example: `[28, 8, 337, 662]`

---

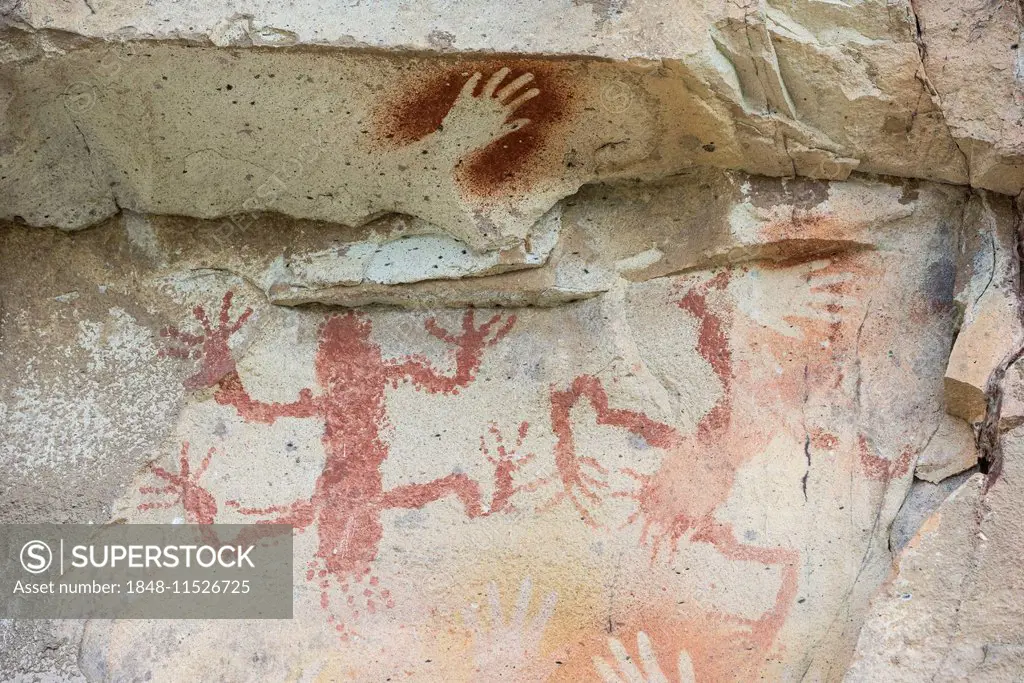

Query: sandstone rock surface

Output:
[848, 423, 1024, 681]
[4, 0, 1024, 681]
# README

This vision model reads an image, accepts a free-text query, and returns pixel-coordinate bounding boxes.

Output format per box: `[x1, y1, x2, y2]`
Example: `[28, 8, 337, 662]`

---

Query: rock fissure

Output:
[976, 200, 1024, 487]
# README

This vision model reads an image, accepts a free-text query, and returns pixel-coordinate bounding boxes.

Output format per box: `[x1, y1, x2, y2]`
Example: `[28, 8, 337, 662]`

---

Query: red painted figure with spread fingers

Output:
[149, 291, 521, 636]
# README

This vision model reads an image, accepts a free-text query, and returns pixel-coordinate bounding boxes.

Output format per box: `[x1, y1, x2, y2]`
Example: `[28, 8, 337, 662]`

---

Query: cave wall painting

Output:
[114, 234, 936, 679]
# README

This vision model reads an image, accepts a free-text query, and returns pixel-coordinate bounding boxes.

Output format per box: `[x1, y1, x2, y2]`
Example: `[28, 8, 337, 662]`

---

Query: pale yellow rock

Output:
[944, 293, 1022, 421]
[849, 420, 1024, 681]
[914, 0, 1024, 194]
[845, 472, 987, 682]
[130, 171, 956, 308]
[914, 414, 978, 484]
[0, 168, 966, 679]
[945, 193, 1023, 423]
[999, 358, 1024, 431]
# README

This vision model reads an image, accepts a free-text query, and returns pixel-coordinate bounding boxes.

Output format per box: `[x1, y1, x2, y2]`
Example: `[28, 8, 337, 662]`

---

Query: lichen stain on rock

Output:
[373, 57, 576, 199]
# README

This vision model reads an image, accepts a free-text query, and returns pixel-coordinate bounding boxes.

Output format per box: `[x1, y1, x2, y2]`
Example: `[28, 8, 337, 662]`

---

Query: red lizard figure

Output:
[541, 273, 734, 547]
[545, 373, 800, 670]
[541, 273, 800, 669]
[155, 291, 520, 636]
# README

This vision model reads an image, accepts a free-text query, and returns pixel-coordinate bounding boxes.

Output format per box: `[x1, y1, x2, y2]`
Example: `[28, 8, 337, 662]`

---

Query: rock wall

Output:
[2, 1, 1023, 681]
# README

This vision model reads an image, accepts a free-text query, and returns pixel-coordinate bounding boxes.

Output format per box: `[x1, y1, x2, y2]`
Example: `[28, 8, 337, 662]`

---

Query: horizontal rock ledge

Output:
[2, 18, 996, 249]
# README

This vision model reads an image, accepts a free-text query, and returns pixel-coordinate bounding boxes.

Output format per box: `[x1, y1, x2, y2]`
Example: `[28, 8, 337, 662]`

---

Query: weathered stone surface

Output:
[915, 0, 1024, 195]
[1, 170, 965, 680]
[5, 0, 1024, 680]
[848, 420, 1024, 681]
[888, 468, 978, 553]
[0, 0, 987, 246]
[850, 282, 1024, 681]
[123, 208, 564, 301]
[945, 192, 1023, 423]
[0, 619, 84, 682]
[845, 472, 988, 682]
[129, 170, 928, 307]
[1000, 357, 1024, 431]
[914, 413, 978, 484]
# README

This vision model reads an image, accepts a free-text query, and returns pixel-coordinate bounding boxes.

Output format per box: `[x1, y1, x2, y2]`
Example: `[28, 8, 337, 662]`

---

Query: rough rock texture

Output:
[847, 426, 1024, 681]
[944, 193, 1022, 424]
[4, 0, 1024, 681]
[0, 0, 983, 242]
[914, 0, 1024, 195]
[0, 173, 971, 681]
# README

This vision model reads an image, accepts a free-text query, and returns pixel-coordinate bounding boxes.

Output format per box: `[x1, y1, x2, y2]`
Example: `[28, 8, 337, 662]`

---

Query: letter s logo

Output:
[20, 541, 53, 574]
